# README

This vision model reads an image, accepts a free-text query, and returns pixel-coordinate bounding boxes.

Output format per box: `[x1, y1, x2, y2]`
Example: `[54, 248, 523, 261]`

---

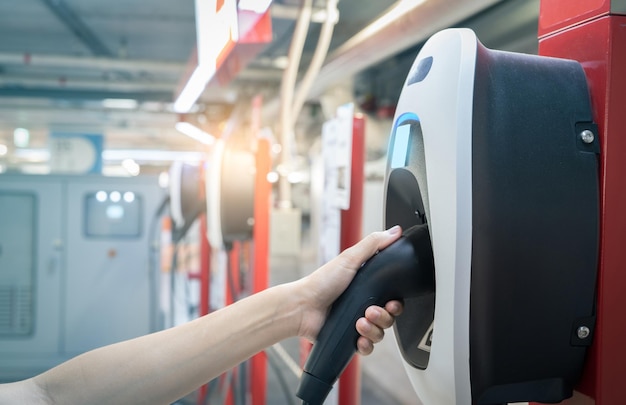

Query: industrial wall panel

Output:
[0, 176, 64, 379]
[63, 176, 163, 354]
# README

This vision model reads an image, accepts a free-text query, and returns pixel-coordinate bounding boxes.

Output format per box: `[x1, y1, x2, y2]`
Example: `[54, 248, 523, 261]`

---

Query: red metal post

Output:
[537, 1, 626, 404]
[199, 160, 211, 317]
[198, 162, 211, 317]
[250, 138, 271, 405]
[222, 241, 241, 405]
[196, 213, 211, 405]
[197, 161, 211, 405]
[337, 114, 366, 405]
[227, 241, 240, 304]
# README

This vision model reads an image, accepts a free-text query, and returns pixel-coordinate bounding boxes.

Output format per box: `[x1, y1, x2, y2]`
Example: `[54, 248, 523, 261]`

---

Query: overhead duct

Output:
[262, 0, 502, 120]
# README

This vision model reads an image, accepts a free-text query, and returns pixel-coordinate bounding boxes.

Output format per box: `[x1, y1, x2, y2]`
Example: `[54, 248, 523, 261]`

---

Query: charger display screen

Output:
[391, 123, 411, 168]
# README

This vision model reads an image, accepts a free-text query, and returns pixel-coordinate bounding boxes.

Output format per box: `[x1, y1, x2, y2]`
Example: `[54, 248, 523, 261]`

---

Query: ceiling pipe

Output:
[289, 0, 339, 129]
[0, 87, 173, 102]
[0, 61, 279, 103]
[311, 0, 503, 97]
[39, 0, 113, 57]
[262, 0, 502, 121]
[0, 105, 180, 122]
[0, 76, 177, 92]
[0, 53, 185, 75]
[277, 0, 313, 209]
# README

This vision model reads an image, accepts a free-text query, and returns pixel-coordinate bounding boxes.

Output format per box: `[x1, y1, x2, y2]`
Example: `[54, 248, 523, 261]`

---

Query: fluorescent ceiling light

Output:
[14, 128, 30, 148]
[13, 148, 204, 165]
[239, 0, 272, 13]
[13, 148, 49, 162]
[272, 56, 289, 69]
[103, 149, 205, 162]
[102, 166, 133, 177]
[0, 144, 7, 156]
[102, 98, 138, 109]
[122, 158, 141, 176]
[19, 164, 51, 175]
[174, 0, 239, 113]
[175, 122, 216, 145]
[173, 66, 213, 113]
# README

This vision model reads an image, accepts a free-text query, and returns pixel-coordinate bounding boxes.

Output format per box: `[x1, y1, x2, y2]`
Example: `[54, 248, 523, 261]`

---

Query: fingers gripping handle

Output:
[296, 225, 435, 405]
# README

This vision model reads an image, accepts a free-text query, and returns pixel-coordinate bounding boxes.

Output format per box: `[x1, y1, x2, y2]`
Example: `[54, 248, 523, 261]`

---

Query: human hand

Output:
[355, 300, 403, 355]
[296, 226, 404, 344]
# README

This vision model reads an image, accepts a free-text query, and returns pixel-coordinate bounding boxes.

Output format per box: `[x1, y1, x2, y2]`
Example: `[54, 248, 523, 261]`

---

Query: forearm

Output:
[2, 228, 402, 405]
[34, 282, 303, 405]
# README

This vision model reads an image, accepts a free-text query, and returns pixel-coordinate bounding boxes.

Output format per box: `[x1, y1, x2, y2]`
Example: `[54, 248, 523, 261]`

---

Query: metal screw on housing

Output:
[580, 130, 595, 144]
[577, 326, 590, 339]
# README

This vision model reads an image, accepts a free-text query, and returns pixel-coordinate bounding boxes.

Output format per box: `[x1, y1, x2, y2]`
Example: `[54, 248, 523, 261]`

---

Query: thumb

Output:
[339, 225, 403, 276]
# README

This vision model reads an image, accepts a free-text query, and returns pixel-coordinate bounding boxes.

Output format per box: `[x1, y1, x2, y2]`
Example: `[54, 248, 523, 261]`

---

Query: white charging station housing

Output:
[169, 160, 204, 242]
[385, 28, 599, 404]
[206, 137, 256, 249]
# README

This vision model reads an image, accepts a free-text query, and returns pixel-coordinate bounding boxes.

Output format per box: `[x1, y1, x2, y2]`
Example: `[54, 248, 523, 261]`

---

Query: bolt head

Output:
[577, 326, 590, 339]
[580, 130, 595, 144]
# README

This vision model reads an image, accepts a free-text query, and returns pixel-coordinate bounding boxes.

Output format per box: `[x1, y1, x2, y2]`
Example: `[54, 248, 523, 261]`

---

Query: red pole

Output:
[199, 215, 211, 316]
[199, 162, 211, 318]
[337, 114, 366, 405]
[197, 161, 211, 405]
[250, 138, 271, 405]
[537, 2, 626, 404]
[221, 241, 241, 405]
[226, 241, 240, 305]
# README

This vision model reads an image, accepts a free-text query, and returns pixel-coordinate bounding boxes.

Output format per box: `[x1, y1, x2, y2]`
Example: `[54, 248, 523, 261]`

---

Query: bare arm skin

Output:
[0, 226, 403, 405]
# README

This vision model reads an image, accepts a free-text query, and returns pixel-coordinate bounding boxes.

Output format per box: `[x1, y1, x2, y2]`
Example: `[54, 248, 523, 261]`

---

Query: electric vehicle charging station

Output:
[385, 27, 599, 404]
[206, 136, 256, 250]
[168, 160, 205, 244]
[298, 27, 600, 405]
[203, 133, 272, 405]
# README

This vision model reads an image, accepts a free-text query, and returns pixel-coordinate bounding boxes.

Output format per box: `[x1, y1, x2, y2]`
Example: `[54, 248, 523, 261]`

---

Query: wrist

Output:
[273, 281, 310, 339]
[288, 276, 328, 341]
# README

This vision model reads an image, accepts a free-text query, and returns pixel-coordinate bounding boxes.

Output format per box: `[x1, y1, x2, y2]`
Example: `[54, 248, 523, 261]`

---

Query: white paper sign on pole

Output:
[320, 119, 341, 265]
[333, 103, 354, 210]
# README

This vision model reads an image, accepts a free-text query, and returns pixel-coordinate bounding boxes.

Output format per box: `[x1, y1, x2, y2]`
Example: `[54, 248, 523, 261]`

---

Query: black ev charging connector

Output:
[296, 224, 435, 405]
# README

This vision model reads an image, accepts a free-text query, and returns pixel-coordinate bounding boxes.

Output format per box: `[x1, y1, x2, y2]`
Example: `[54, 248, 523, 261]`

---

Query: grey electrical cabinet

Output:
[0, 174, 164, 381]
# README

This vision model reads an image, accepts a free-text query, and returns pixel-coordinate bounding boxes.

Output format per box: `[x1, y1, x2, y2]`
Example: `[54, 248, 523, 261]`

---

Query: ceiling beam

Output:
[39, 0, 114, 57]
[0, 76, 176, 93]
[0, 87, 173, 102]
